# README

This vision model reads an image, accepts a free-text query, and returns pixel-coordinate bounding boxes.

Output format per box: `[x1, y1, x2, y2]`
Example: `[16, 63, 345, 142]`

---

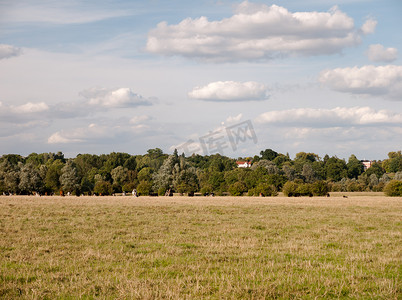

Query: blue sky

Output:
[0, 0, 401, 159]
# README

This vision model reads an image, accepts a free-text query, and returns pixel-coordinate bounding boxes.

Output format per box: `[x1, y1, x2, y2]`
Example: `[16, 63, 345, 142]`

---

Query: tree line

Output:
[1, 148, 402, 197]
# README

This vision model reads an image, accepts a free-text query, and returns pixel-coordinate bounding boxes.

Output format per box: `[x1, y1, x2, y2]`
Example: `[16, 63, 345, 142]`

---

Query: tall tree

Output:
[302, 163, 316, 183]
[152, 155, 177, 193]
[44, 160, 64, 193]
[18, 163, 43, 194]
[347, 154, 364, 179]
[325, 156, 347, 181]
[0, 159, 20, 194]
[60, 160, 80, 194]
[260, 149, 278, 161]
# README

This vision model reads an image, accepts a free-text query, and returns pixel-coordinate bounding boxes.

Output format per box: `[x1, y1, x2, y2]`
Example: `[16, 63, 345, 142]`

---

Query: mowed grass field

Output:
[0, 194, 401, 299]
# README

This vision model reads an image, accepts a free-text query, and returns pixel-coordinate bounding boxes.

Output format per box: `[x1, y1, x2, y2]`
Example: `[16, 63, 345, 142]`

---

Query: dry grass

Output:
[0, 195, 401, 299]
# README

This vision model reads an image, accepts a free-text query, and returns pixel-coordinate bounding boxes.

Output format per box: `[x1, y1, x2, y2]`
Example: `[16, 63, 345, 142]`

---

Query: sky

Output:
[0, 0, 401, 160]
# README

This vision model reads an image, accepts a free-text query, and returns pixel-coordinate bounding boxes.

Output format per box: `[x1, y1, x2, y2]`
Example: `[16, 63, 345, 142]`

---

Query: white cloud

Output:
[188, 81, 268, 101]
[47, 132, 83, 144]
[12, 102, 49, 113]
[256, 106, 402, 126]
[361, 18, 377, 34]
[0, 44, 22, 59]
[47, 120, 150, 145]
[0, 0, 132, 25]
[48, 123, 114, 144]
[0, 101, 49, 118]
[226, 113, 243, 123]
[319, 65, 402, 99]
[367, 44, 398, 62]
[146, 2, 373, 62]
[129, 115, 151, 124]
[80, 87, 152, 108]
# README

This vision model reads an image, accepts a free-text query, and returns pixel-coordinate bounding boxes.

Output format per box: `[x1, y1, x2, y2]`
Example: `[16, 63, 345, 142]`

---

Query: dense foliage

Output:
[1, 149, 401, 196]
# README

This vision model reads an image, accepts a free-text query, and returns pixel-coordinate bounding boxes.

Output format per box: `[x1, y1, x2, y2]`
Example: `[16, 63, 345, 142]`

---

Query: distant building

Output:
[236, 161, 252, 168]
[361, 160, 372, 171]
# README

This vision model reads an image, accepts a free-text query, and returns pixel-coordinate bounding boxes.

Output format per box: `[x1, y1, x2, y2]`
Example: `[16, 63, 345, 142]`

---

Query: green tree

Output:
[282, 181, 298, 197]
[80, 177, 94, 194]
[260, 149, 278, 161]
[60, 160, 80, 194]
[255, 182, 277, 196]
[111, 166, 129, 188]
[296, 183, 313, 196]
[93, 180, 113, 195]
[282, 165, 296, 181]
[152, 155, 177, 192]
[228, 182, 247, 196]
[325, 156, 347, 181]
[0, 159, 20, 194]
[302, 163, 316, 183]
[364, 162, 385, 178]
[394, 171, 402, 180]
[347, 154, 364, 179]
[123, 156, 137, 170]
[295, 152, 319, 163]
[44, 160, 64, 193]
[18, 163, 43, 194]
[137, 167, 153, 182]
[272, 154, 290, 167]
[368, 174, 379, 189]
[103, 152, 131, 173]
[137, 180, 152, 196]
[311, 181, 329, 196]
[251, 160, 279, 174]
[384, 180, 402, 196]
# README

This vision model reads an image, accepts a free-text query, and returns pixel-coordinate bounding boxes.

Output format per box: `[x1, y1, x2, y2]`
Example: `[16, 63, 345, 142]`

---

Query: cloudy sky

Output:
[1, 0, 401, 160]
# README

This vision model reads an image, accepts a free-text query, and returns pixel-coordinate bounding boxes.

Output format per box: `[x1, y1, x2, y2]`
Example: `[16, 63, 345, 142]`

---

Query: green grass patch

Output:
[0, 195, 401, 298]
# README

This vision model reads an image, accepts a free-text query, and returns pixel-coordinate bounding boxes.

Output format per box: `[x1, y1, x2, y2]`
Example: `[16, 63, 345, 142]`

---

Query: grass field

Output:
[0, 194, 401, 299]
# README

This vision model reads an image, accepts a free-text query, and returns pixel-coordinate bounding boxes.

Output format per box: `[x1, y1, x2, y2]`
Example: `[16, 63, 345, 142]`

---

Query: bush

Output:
[255, 182, 278, 196]
[328, 182, 342, 192]
[372, 182, 385, 192]
[296, 183, 313, 196]
[158, 187, 167, 196]
[311, 181, 329, 196]
[137, 180, 152, 196]
[248, 188, 257, 196]
[283, 182, 315, 197]
[200, 185, 213, 195]
[122, 182, 136, 193]
[384, 180, 402, 196]
[228, 182, 247, 196]
[112, 183, 121, 194]
[282, 181, 298, 197]
[93, 181, 113, 195]
[347, 181, 364, 192]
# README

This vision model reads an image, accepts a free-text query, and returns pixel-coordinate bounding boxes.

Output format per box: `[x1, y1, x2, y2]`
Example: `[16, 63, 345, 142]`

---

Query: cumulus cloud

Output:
[319, 65, 402, 99]
[226, 113, 243, 123]
[0, 101, 49, 120]
[13, 102, 49, 113]
[129, 115, 151, 124]
[48, 123, 117, 144]
[188, 81, 268, 101]
[0, 44, 22, 59]
[367, 44, 398, 62]
[360, 17, 377, 34]
[47, 119, 150, 145]
[80, 87, 152, 108]
[256, 106, 402, 126]
[146, 2, 374, 62]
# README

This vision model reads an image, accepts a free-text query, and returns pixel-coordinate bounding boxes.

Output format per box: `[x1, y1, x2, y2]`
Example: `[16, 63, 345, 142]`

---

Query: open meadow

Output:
[0, 194, 401, 299]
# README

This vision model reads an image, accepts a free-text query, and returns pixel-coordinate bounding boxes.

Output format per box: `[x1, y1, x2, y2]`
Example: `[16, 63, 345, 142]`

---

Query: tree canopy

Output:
[1, 149, 401, 196]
